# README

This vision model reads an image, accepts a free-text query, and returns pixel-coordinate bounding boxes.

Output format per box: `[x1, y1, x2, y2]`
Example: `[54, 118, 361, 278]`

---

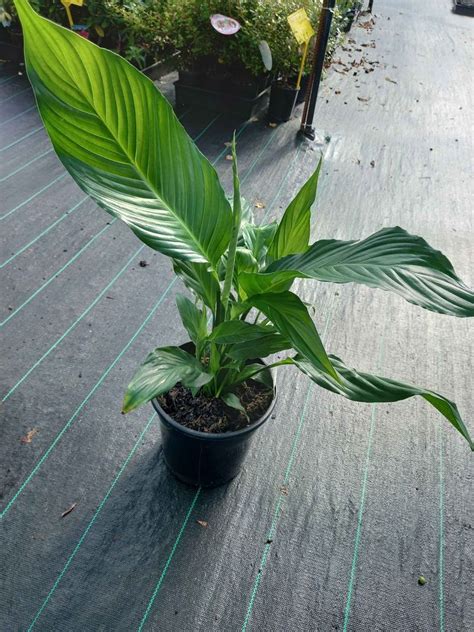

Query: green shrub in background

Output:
[1, 0, 362, 73]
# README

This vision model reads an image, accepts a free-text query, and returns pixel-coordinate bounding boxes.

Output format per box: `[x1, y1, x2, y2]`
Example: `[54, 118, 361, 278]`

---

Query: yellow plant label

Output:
[287, 8, 315, 45]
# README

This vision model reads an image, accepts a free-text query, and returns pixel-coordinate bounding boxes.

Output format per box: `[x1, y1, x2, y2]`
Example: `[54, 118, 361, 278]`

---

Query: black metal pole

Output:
[299, 0, 336, 140]
[368, 0, 374, 12]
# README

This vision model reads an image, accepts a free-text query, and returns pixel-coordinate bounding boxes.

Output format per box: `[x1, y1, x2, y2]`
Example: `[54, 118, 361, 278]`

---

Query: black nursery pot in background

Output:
[152, 346, 276, 488]
[268, 81, 300, 123]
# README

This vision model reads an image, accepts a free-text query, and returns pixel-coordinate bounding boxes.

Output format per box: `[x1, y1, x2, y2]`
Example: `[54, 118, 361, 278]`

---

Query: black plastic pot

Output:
[152, 347, 276, 488]
[267, 82, 300, 123]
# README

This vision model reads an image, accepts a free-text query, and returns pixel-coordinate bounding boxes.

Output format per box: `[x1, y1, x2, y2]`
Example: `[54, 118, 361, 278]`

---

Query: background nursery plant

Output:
[15, 0, 474, 451]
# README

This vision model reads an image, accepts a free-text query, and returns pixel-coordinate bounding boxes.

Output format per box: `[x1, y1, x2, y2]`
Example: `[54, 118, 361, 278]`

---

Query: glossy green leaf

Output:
[221, 392, 247, 417]
[210, 321, 274, 344]
[242, 222, 278, 264]
[176, 294, 207, 346]
[122, 346, 212, 413]
[16, 0, 231, 266]
[267, 158, 322, 260]
[238, 268, 297, 298]
[228, 333, 291, 361]
[268, 227, 474, 317]
[173, 260, 220, 310]
[293, 354, 473, 449]
[247, 291, 338, 379]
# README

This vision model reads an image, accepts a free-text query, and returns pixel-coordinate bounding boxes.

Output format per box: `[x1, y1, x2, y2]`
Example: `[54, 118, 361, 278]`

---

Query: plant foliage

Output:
[15, 0, 474, 448]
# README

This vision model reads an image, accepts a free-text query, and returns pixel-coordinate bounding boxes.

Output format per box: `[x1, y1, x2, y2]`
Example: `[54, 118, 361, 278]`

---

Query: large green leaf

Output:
[228, 333, 291, 361]
[122, 346, 212, 413]
[15, 0, 231, 266]
[267, 227, 474, 317]
[247, 291, 338, 379]
[176, 294, 207, 346]
[210, 321, 275, 344]
[267, 158, 322, 260]
[293, 354, 473, 449]
[173, 260, 220, 310]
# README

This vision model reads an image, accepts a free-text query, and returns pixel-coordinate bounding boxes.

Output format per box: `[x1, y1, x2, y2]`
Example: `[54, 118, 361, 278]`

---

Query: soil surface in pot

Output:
[158, 380, 273, 434]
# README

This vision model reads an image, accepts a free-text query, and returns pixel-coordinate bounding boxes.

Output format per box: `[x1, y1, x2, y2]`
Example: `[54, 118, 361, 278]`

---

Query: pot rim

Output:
[152, 378, 277, 442]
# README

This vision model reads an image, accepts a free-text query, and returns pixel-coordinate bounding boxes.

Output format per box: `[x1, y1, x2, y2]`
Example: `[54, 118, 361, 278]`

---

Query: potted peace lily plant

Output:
[15, 0, 473, 487]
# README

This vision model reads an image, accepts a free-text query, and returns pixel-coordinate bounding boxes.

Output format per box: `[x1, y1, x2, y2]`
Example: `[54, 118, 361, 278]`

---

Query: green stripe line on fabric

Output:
[0, 112, 241, 518]
[0, 196, 88, 268]
[2, 243, 144, 402]
[0, 75, 18, 86]
[137, 488, 202, 632]
[0, 126, 43, 152]
[0, 85, 31, 103]
[0, 279, 176, 520]
[27, 412, 158, 631]
[0, 148, 54, 182]
[0, 172, 68, 221]
[438, 427, 445, 632]
[0, 104, 36, 126]
[242, 381, 314, 632]
[342, 339, 386, 632]
[0, 220, 115, 327]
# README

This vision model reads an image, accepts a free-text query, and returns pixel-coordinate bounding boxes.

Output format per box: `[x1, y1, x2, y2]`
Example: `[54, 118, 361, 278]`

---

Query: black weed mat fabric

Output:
[1, 1, 473, 630]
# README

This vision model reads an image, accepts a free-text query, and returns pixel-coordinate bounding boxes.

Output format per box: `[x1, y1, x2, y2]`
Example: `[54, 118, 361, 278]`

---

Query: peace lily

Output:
[14, 0, 473, 448]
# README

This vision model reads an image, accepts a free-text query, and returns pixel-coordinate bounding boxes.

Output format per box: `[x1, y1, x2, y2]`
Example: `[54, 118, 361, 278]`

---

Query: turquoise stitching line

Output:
[0, 196, 88, 268]
[342, 339, 386, 631]
[0, 75, 17, 86]
[27, 412, 158, 631]
[0, 172, 68, 221]
[0, 148, 53, 182]
[0, 125, 43, 152]
[0, 104, 36, 126]
[135, 139, 305, 629]
[438, 426, 445, 632]
[0, 279, 176, 520]
[0, 85, 30, 103]
[342, 403, 378, 631]
[0, 220, 115, 327]
[137, 488, 202, 632]
[242, 383, 314, 632]
[2, 243, 144, 402]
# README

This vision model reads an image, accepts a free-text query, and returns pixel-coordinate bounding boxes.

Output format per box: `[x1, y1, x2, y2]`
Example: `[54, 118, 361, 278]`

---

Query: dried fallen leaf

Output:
[61, 502, 77, 518]
[357, 96, 370, 102]
[385, 77, 397, 84]
[254, 201, 265, 209]
[224, 141, 232, 147]
[225, 155, 233, 161]
[280, 485, 289, 496]
[196, 519, 208, 528]
[268, 122, 278, 128]
[370, 160, 376, 168]
[20, 428, 39, 444]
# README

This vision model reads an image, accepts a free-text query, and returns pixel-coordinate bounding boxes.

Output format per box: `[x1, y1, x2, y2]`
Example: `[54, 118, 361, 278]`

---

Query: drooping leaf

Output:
[176, 294, 207, 346]
[247, 291, 338, 379]
[267, 227, 474, 317]
[267, 158, 322, 260]
[293, 354, 473, 449]
[122, 347, 212, 413]
[173, 260, 220, 310]
[235, 247, 258, 275]
[228, 333, 291, 361]
[210, 321, 275, 344]
[16, 0, 231, 266]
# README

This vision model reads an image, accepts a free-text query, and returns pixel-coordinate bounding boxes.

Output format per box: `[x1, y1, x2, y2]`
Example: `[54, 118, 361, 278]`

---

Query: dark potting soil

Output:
[158, 380, 273, 434]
